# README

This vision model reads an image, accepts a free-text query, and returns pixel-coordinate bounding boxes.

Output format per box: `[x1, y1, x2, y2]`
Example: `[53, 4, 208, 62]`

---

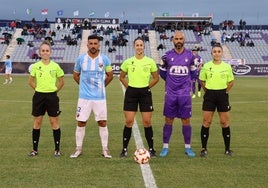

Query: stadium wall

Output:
[1, 62, 268, 76]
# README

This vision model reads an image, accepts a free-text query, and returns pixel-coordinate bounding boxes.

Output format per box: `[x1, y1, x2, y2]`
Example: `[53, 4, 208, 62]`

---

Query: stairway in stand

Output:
[79, 29, 91, 55]
[1, 28, 23, 61]
[148, 30, 161, 65]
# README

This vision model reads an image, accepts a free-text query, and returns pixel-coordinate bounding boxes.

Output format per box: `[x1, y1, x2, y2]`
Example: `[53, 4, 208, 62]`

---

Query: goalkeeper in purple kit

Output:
[159, 31, 196, 157]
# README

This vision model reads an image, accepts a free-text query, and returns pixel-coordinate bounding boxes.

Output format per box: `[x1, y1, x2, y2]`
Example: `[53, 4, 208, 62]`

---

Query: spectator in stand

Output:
[27, 41, 34, 48]
[231, 32, 238, 42]
[240, 39, 245, 47]
[246, 40, 255, 47]
[160, 34, 169, 40]
[32, 53, 39, 61]
[105, 40, 110, 46]
[108, 46, 116, 53]
[51, 30, 56, 37]
[221, 32, 226, 44]
[245, 32, 250, 39]
[157, 43, 165, 51]
[211, 39, 217, 46]
[239, 19, 243, 30]
[44, 18, 49, 28]
[242, 20, 246, 30]
[31, 18, 36, 27]
[10, 21, 16, 31]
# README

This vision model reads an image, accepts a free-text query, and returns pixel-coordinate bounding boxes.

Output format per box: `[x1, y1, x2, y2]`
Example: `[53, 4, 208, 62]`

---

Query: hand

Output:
[160, 61, 167, 68]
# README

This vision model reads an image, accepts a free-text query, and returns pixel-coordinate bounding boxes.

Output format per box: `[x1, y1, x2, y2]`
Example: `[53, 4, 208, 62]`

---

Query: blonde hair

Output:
[40, 40, 52, 48]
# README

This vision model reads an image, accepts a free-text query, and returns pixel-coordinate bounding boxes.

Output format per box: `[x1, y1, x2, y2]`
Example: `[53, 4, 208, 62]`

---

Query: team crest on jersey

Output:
[99, 63, 103, 68]
[143, 67, 149, 72]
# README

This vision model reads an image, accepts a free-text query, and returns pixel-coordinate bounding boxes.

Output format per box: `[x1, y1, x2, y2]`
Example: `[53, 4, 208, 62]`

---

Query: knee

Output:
[97, 120, 107, 127]
[165, 117, 174, 125]
[50, 119, 60, 129]
[143, 120, 151, 127]
[33, 121, 42, 129]
[203, 119, 212, 127]
[220, 121, 229, 128]
[125, 119, 134, 127]
[77, 121, 87, 127]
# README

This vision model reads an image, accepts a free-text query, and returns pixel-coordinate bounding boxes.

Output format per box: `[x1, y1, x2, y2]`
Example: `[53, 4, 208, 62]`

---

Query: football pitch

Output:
[0, 75, 267, 188]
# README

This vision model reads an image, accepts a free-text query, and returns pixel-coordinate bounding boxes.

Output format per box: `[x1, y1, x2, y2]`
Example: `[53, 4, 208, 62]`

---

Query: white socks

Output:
[75, 126, 85, 150]
[75, 126, 109, 151]
[99, 126, 109, 150]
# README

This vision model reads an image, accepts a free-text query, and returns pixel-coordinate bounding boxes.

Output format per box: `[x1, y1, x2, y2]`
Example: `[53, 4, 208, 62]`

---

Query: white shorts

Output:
[76, 98, 107, 122]
[5, 69, 12, 74]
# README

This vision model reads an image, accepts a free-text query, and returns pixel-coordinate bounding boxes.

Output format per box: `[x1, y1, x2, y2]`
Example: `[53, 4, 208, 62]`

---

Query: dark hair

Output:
[133, 36, 144, 44]
[212, 42, 222, 48]
[88, 34, 100, 41]
[6, 55, 10, 58]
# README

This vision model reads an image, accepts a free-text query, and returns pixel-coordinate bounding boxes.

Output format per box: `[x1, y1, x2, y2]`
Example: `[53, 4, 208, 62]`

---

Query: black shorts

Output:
[32, 92, 61, 117]
[202, 89, 231, 112]
[124, 86, 153, 112]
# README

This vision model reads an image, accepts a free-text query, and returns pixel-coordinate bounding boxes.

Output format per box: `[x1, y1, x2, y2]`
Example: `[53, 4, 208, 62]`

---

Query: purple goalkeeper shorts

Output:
[163, 94, 192, 119]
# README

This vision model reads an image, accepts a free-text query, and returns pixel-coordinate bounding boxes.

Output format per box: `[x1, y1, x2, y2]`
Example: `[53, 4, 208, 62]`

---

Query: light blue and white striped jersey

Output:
[74, 53, 112, 100]
[5, 59, 12, 70]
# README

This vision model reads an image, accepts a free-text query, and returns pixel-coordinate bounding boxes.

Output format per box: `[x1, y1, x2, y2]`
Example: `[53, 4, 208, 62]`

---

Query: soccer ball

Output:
[134, 148, 150, 164]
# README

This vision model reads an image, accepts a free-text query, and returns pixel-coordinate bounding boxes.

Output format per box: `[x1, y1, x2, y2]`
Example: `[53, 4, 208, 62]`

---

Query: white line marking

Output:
[120, 83, 157, 188]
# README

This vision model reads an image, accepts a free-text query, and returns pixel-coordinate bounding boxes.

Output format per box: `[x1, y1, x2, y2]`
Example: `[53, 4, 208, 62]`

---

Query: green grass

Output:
[0, 75, 267, 188]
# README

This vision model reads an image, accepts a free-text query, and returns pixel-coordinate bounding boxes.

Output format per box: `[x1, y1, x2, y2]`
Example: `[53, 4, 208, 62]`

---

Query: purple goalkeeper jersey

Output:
[160, 48, 194, 96]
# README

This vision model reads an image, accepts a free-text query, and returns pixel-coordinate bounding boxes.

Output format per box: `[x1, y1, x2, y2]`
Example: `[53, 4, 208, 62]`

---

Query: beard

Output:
[89, 48, 99, 54]
[174, 42, 184, 50]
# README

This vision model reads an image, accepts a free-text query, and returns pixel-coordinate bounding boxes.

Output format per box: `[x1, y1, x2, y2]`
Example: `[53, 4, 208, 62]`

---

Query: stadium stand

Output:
[0, 18, 268, 75]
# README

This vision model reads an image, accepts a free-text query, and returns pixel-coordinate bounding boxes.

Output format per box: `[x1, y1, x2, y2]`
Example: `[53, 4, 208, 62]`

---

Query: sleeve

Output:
[199, 64, 206, 81]
[74, 55, 82, 73]
[103, 55, 113, 72]
[120, 59, 128, 72]
[150, 59, 158, 73]
[190, 54, 196, 71]
[190, 54, 196, 79]
[57, 64, 64, 77]
[30, 63, 37, 77]
[227, 65, 234, 82]
[159, 55, 167, 81]
[160, 53, 168, 69]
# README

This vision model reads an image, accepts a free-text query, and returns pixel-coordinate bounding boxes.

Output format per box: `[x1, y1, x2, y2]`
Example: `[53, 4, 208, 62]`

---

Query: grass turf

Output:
[0, 75, 267, 188]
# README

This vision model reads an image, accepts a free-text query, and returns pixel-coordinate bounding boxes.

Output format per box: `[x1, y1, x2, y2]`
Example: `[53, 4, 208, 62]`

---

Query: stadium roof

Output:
[153, 16, 213, 25]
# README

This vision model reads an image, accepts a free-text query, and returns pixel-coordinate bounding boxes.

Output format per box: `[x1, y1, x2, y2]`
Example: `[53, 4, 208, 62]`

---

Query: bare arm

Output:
[73, 71, 80, 84]
[201, 80, 206, 92]
[105, 71, 113, 87]
[28, 76, 36, 90]
[226, 80, 234, 93]
[57, 76, 64, 92]
[149, 71, 159, 88]
[119, 71, 128, 88]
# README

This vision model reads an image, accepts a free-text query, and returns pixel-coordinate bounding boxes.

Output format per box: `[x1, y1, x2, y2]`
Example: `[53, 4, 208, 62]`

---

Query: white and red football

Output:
[134, 148, 150, 164]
